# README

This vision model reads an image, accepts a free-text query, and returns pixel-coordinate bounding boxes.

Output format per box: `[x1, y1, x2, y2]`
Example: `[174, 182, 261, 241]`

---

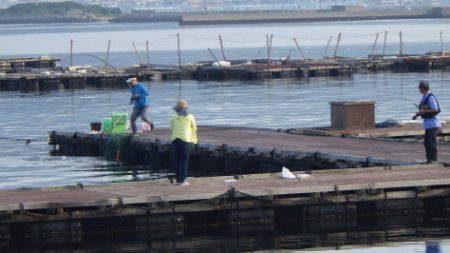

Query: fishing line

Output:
[375, 97, 418, 108]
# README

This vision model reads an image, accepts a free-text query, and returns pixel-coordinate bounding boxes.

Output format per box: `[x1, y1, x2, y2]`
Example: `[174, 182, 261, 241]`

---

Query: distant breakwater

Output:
[2, 7, 450, 26]
[112, 7, 450, 26]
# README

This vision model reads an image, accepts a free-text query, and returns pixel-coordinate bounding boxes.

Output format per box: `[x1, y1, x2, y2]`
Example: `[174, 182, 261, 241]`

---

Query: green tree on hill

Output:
[0, 1, 121, 17]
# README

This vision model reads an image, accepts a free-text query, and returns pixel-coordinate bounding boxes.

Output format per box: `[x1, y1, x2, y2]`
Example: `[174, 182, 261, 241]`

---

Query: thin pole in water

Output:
[370, 33, 379, 59]
[266, 34, 270, 63]
[177, 33, 182, 69]
[132, 41, 143, 65]
[219, 35, 226, 61]
[382, 31, 388, 57]
[440, 31, 444, 56]
[105, 40, 111, 67]
[333, 33, 342, 58]
[268, 34, 274, 60]
[324, 36, 333, 56]
[399, 31, 403, 56]
[69, 39, 73, 67]
[293, 38, 306, 60]
[146, 40, 150, 67]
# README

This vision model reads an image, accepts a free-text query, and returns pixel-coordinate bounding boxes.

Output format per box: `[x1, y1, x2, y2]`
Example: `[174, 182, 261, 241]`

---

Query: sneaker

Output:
[178, 181, 189, 186]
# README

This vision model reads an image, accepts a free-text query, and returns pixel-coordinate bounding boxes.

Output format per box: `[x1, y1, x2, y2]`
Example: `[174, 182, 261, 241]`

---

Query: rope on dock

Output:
[203, 186, 274, 204]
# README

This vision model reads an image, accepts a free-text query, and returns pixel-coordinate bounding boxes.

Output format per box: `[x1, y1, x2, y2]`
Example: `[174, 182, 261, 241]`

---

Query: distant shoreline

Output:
[0, 1, 119, 25]
[0, 7, 450, 26]
[0, 16, 106, 24]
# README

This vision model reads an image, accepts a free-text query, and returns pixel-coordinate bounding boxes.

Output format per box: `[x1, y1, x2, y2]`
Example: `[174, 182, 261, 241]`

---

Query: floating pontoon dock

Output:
[1, 123, 449, 240]
[1, 164, 450, 240]
[49, 127, 450, 174]
[292, 122, 450, 139]
[0, 57, 60, 71]
[3, 53, 450, 91]
[0, 72, 154, 91]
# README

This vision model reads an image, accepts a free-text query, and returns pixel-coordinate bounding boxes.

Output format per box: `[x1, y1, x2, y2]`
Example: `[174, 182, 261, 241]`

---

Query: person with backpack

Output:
[127, 77, 154, 134]
[412, 81, 441, 163]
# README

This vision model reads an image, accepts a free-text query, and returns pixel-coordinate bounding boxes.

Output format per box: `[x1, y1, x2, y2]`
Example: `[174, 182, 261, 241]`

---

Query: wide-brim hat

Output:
[175, 99, 188, 109]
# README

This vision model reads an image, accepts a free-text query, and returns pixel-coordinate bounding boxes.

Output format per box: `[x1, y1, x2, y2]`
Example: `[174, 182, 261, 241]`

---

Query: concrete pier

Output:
[180, 7, 450, 25]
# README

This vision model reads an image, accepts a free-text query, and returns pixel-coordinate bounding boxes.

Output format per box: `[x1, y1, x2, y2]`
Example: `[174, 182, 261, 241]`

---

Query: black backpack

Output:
[420, 93, 441, 119]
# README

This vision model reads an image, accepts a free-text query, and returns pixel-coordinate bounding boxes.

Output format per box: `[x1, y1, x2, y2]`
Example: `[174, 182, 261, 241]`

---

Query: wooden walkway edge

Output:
[2, 164, 450, 240]
[0, 164, 448, 214]
[49, 127, 450, 174]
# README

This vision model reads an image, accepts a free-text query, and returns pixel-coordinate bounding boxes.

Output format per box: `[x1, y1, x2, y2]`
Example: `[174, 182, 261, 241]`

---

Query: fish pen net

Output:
[102, 134, 133, 164]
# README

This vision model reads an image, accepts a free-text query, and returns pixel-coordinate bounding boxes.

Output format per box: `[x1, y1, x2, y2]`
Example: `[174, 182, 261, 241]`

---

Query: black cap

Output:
[419, 80, 430, 91]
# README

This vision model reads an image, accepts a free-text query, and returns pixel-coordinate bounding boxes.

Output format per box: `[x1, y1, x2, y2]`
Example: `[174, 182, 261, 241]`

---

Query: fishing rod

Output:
[375, 97, 418, 108]
[59, 53, 122, 75]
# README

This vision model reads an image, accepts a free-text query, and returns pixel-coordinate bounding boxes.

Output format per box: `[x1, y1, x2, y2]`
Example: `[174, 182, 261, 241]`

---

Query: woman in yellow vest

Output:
[170, 99, 198, 186]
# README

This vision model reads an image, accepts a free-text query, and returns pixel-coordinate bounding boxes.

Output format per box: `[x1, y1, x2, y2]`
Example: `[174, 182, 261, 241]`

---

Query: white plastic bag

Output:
[281, 167, 296, 179]
[297, 174, 311, 179]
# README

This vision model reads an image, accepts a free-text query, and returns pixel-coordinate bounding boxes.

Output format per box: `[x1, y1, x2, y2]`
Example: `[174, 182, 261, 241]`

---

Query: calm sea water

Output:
[1, 20, 450, 252]
[1, 73, 449, 189]
[1, 19, 450, 66]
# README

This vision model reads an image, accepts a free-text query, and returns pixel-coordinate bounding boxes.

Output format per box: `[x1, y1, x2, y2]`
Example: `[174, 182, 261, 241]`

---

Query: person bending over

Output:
[127, 77, 154, 134]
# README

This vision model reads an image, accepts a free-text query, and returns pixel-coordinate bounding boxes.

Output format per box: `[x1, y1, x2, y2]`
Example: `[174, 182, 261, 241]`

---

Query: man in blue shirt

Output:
[127, 77, 154, 134]
[413, 81, 441, 163]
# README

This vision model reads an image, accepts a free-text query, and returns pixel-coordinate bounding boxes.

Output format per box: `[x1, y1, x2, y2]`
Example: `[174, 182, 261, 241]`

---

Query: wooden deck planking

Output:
[294, 122, 450, 138]
[1, 165, 450, 212]
[141, 127, 450, 163]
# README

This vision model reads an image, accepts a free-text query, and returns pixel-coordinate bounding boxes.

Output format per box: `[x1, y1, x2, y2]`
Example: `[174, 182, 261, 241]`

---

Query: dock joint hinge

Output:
[334, 185, 341, 195]
[314, 151, 321, 160]
[366, 157, 372, 166]
[246, 147, 255, 154]
[115, 197, 124, 207]
[269, 148, 277, 158]
[18, 203, 25, 214]
[233, 174, 244, 180]
[228, 186, 237, 199]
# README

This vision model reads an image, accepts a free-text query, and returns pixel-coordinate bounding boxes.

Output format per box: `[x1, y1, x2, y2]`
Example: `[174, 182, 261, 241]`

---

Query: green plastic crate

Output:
[111, 124, 126, 134]
[111, 112, 127, 126]
[102, 118, 112, 134]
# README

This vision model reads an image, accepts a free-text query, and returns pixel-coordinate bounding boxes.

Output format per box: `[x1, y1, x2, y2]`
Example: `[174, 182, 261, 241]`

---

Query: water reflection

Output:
[3, 214, 450, 253]
[426, 241, 442, 253]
